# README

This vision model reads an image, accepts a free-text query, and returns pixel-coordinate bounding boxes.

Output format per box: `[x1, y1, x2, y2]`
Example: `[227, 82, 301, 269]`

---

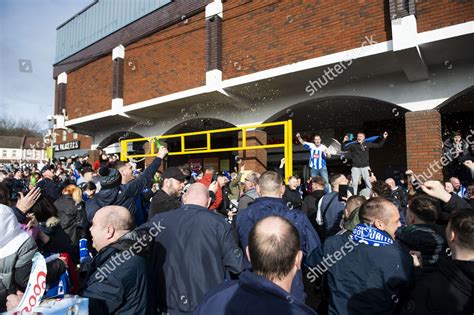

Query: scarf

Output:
[351, 223, 394, 247]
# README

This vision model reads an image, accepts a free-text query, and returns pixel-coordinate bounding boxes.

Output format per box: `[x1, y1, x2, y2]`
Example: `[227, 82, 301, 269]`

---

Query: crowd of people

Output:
[0, 130, 473, 314]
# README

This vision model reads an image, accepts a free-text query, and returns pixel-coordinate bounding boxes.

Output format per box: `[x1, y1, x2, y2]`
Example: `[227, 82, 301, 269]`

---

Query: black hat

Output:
[40, 164, 55, 174]
[98, 167, 122, 189]
[163, 167, 187, 181]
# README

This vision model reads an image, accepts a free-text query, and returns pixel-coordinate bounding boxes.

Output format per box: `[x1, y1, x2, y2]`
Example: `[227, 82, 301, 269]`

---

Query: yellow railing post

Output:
[120, 140, 129, 161]
[287, 119, 293, 181]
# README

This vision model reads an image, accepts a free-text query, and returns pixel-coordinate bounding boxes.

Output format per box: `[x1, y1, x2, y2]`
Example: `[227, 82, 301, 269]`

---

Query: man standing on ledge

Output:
[297, 133, 331, 192]
[343, 131, 388, 195]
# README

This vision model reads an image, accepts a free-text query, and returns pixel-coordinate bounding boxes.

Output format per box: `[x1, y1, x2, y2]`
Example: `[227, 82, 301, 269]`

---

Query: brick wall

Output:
[222, 0, 391, 80]
[405, 110, 443, 182]
[238, 130, 267, 175]
[66, 55, 112, 120]
[124, 12, 206, 105]
[416, 0, 474, 33]
[55, 132, 93, 150]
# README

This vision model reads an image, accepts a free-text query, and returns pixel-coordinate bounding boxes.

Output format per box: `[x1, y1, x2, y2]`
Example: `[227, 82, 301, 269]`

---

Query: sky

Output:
[0, 0, 92, 129]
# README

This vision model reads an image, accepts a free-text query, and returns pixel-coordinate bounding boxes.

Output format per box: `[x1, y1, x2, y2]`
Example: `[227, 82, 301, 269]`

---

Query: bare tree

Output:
[0, 116, 44, 137]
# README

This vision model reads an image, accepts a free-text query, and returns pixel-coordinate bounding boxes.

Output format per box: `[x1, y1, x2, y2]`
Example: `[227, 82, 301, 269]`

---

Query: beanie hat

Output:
[98, 167, 122, 190]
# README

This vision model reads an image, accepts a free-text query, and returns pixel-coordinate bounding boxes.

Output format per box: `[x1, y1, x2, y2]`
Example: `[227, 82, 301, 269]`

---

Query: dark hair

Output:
[329, 174, 344, 187]
[408, 195, 440, 223]
[84, 181, 97, 191]
[357, 132, 365, 136]
[0, 182, 11, 206]
[452, 131, 462, 137]
[313, 134, 321, 140]
[80, 166, 93, 176]
[371, 180, 392, 198]
[449, 209, 474, 250]
[311, 176, 325, 186]
[359, 197, 392, 224]
[30, 195, 58, 222]
[248, 216, 300, 281]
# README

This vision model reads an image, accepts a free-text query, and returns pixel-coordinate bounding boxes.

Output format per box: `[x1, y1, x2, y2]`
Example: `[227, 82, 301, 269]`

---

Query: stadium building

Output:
[52, 0, 474, 179]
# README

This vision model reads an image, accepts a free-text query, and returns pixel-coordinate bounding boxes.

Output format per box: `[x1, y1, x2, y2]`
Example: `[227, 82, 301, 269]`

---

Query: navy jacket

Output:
[86, 157, 162, 222]
[325, 232, 414, 315]
[37, 178, 66, 201]
[146, 204, 244, 314]
[318, 192, 345, 237]
[79, 231, 148, 314]
[194, 271, 317, 315]
[236, 197, 321, 302]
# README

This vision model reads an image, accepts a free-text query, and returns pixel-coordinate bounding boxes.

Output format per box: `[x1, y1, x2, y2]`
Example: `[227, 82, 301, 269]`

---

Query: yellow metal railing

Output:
[120, 120, 293, 180]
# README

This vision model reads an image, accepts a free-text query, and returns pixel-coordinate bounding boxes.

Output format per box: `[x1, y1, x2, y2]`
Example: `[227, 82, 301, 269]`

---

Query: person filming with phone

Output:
[343, 131, 388, 195]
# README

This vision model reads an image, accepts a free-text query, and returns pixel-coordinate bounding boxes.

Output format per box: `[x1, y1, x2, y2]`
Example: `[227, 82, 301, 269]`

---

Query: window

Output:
[12, 150, 16, 157]
[73, 132, 78, 139]
[62, 130, 67, 141]
[2, 150, 6, 157]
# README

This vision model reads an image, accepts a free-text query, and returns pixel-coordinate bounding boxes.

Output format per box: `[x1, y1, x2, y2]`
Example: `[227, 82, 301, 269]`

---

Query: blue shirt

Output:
[303, 142, 328, 170]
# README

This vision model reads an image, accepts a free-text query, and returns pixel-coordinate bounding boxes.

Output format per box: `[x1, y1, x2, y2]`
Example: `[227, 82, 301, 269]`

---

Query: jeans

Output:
[351, 166, 372, 195]
[311, 167, 330, 192]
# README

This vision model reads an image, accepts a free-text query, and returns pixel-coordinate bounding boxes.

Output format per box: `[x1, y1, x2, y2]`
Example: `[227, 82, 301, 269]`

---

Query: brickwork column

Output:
[405, 110, 443, 182]
[238, 130, 267, 175]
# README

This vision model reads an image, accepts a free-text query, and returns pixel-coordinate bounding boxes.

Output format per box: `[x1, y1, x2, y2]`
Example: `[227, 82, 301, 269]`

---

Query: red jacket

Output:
[197, 172, 222, 210]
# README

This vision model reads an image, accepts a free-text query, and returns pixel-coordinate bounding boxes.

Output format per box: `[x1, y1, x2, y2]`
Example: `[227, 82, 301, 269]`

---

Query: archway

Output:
[437, 86, 474, 183]
[262, 96, 409, 181]
[98, 130, 147, 168]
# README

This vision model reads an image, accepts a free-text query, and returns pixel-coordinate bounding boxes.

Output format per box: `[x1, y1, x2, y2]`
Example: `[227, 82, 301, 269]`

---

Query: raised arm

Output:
[296, 133, 305, 146]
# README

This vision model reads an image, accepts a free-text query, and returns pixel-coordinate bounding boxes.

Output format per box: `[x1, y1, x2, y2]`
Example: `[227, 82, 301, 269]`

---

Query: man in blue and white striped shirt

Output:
[297, 133, 331, 191]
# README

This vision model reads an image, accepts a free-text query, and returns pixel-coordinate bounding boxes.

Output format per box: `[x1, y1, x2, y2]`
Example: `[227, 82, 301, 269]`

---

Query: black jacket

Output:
[54, 195, 85, 245]
[79, 231, 148, 315]
[396, 224, 448, 274]
[342, 138, 386, 168]
[86, 157, 162, 222]
[301, 190, 325, 218]
[148, 189, 181, 220]
[283, 186, 303, 210]
[402, 258, 474, 314]
[146, 204, 244, 314]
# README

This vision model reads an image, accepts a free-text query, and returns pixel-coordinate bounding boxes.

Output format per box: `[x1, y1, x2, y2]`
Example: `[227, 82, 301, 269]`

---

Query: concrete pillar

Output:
[405, 110, 443, 182]
[238, 130, 267, 174]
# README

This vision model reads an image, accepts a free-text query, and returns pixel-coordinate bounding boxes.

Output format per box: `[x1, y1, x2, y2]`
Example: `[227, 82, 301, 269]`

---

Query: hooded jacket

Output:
[396, 224, 448, 273]
[79, 231, 148, 315]
[194, 271, 317, 315]
[0, 205, 37, 312]
[402, 258, 474, 314]
[236, 197, 321, 302]
[86, 157, 162, 222]
[238, 188, 259, 211]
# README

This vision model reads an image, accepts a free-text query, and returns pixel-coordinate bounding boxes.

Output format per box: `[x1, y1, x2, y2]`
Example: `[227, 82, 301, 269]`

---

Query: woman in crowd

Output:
[54, 184, 86, 246]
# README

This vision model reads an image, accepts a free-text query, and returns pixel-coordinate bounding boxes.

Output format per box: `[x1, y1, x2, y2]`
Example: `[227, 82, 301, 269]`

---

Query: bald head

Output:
[182, 183, 211, 208]
[248, 216, 301, 281]
[90, 205, 134, 251]
[385, 178, 396, 189]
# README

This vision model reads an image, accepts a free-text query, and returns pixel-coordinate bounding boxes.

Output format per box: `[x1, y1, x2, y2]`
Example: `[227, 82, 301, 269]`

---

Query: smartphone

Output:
[211, 172, 218, 183]
[338, 185, 348, 201]
[349, 133, 354, 141]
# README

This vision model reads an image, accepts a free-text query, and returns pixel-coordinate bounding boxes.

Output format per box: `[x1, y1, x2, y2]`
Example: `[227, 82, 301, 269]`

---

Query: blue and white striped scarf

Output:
[351, 223, 394, 247]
